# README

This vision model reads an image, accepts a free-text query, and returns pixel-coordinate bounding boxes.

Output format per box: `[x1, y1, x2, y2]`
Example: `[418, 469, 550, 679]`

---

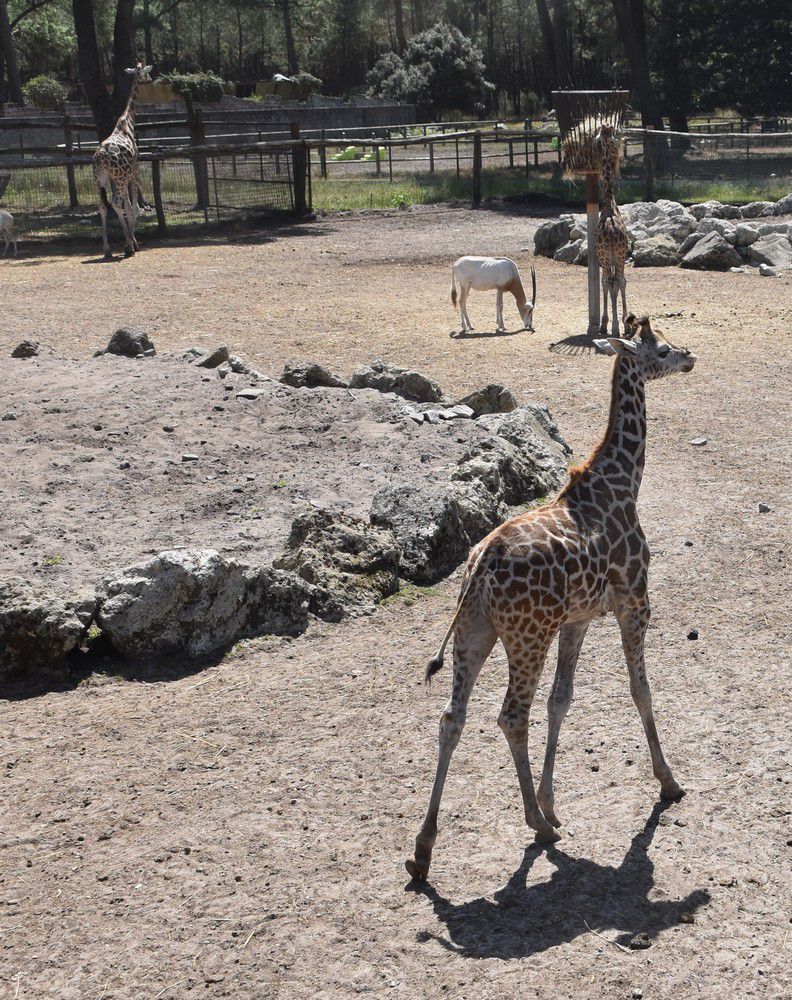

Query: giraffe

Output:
[92, 62, 152, 260]
[405, 315, 696, 882]
[595, 123, 630, 337]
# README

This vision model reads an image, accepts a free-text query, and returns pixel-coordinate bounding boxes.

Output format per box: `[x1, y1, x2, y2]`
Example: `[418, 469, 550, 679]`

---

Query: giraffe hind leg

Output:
[406, 608, 496, 881]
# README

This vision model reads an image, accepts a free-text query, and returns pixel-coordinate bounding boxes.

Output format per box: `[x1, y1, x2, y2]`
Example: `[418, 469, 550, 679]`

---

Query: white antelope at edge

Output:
[451, 256, 536, 333]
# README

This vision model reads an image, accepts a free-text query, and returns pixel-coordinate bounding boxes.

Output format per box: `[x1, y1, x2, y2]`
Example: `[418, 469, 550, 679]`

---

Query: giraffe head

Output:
[594, 315, 696, 380]
[125, 62, 153, 84]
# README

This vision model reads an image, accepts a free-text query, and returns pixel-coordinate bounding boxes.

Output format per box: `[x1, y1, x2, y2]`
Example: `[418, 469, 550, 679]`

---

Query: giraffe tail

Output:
[425, 544, 492, 683]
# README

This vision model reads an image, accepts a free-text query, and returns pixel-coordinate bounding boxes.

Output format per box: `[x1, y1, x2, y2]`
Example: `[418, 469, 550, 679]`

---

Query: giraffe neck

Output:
[117, 76, 140, 137]
[588, 356, 647, 499]
[600, 148, 614, 205]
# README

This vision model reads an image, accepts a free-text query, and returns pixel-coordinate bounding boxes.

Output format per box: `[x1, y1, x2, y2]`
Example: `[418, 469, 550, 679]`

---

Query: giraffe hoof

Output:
[405, 857, 429, 881]
[533, 825, 562, 846]
[103, 251, 113, 261]
[543, 808, 562, 829]
[661, 782, 685, 802]
[124, 247, 135, 258]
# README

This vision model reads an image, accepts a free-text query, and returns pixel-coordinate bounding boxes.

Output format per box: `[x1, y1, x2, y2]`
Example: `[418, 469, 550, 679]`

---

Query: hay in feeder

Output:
[561, 115, 623, 179]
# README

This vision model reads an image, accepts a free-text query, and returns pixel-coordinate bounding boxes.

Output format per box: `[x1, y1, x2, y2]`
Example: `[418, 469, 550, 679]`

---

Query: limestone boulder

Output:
[103, 327, 155, 358]
[747, 234, 792, 271]
[455, 383, 517, 417]
[689, 200, 741, 221]
[280, 360, 349, 389]
[350, 359, 443, 403]
[680, 231, 742, 271]
[772, 193, 792, 216]
[534, 216, 574, 258]
[740, 201, 775, 219]
[632, 234, 681, 267]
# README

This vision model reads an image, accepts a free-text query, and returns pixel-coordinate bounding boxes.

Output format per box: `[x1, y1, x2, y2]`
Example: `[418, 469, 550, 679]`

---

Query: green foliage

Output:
[22, 75, 68, 111]
[293, 71, 323, 93]
[160, 71, 226, 104]
[366, 23, 493, 118]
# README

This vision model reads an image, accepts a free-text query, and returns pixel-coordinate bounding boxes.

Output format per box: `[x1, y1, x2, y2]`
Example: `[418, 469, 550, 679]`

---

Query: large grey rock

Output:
[446, 478, 505, 542]
[734, 224, 760, 247]
[689, 200, 741, 221]
[773, 193, 792, 216]
[104, 327, 155, 358]
[350, 359, 443, 403]
[195, 344, 230, 369]
[96, 550, 310, 659]
[0, 582, 96, 680]
[680, 231, 742, 271]
[273, 510, 399, 621]
[632, 234, 680, 267]
[534, 216, 573, 258]
[740, 201, 775, 219]
[678, 231, 704, 255]
[370, 486, 469, 584]
[622, 201, 696, 243]
[696, 217, 737, 244]
[455, 383, 517, 417]
[755, 222, 791, 237]
[280, 360, 348, 389]
[554, 239, 585, 265]
[11, 340, 39, 359]
[747, 234, 792, 271]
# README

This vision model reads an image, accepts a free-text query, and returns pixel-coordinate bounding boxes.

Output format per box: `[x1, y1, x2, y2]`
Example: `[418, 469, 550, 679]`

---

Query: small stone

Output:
[424, 410, 441, 424]
[757, 502, 771, 513]
[213, 405, 224, 412]
[728, 266, 744, 273]
[105, 327, 155, 358]
[689, 437, 708, 446]
[406, 410, 424, 424]
[181, 453, 199, 463]
[196, 345, 230, 369]
[687, 629, 699, 640]
[684, 540, 693, 547]
[163, 425, 175, 433]
[679, 911, 695, 924]
[449, 404, 476, 419]
[632, 989, 644, 999]
[142, 348, 156, 357]
[758, 263, 777, 277]
[119, 460, 131, 470]
[2, 411, 17, 421]
[236, 389, 264, 400]
[11, 339, 39, 359]
[629, 933, 651, 950]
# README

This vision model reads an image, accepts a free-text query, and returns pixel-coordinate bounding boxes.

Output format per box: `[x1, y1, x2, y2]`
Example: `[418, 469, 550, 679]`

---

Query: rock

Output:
[622, 201, 696, 243]
[103, 327, 155, 358]
[370, 485, 469, 584]
[729, 267, 745, 273]
[758, 502, 771, 513]
[740, 201, 775, 219]
[455, 383, 517, 417]
[632, 234, 680, 267]
[772, 192, 792, 215]
[689, 437, 708, 446]
[119, 460, 131, 469]
[447, 478, 506, 542]
[0, 582, 96, 680]
[747, 233, 792, 271]
[680, 231, 742, 271]
[2, 411, 17, 421]
[280, 359, 348, 389]
[687, 629, 699, 640]
[696, 217, 737, 244]
[689, 200, 741, 221]
[554, 239, 585, 265]
[734, 224, 759, 247]
[183, 347, 205, 361]
[11, 340, 39, 359]
[349, 359, 443, 403]
[533, 216, 573, 258]
[448, 403, 476, 419]
[227, 354, 250, 374]
[236, 389, 265, 399]
[195, 344, 230, 369]
[628, 933, 652, 950]
[678, 231, 704, 255]
[755, 221, 790, 237]
[424, 409, 441, 424]
[95, 550, 310, 659]
[273, 510, 399, 621]
[759, 263, 777, 277]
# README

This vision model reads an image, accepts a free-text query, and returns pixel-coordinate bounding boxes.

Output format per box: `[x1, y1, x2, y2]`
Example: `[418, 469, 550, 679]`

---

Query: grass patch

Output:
[382, 581, 440, 607]
[43, 553, 64, 566]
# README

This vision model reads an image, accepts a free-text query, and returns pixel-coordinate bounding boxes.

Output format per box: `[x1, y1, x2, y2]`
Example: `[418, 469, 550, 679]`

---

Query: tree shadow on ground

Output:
[407, 801, 709, 959]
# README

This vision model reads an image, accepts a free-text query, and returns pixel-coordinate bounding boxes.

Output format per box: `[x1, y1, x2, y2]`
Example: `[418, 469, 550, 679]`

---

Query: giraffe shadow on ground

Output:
[449, 327, 526, 340]
[407, 801, 710, 960]
[548, 333, 607, 356]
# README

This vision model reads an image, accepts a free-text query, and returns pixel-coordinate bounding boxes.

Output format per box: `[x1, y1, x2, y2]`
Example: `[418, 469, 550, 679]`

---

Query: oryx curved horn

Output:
[531, 264, 537, 308]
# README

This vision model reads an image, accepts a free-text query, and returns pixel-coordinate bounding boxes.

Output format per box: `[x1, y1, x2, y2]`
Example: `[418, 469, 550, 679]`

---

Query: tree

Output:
[72, 0, 114, 138]
[611, 0, 663, 130]
[367, 22, 493, 118]
[112, 0, 135, 116]
[0, 0, 24, 104]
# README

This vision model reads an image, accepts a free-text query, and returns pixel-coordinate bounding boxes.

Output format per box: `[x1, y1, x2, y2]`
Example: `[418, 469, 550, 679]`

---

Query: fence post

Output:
[643, 130, 655, 201]
[319, 129, 328, 178]
[472, 130, 482, 206]
[455, 136, 460, 178]
[291, 122, 307, 216]
[185, 95, 209, 210]
[429, 139, 434, 173]
[388, 142, 393, 182]
[534, 138, 539, 167]
[745, 135, 750, 181]
[508, 138, 514, 169]
[63, 114, 78, 208]
[151, 155, 167, 236]
[374, 142, 381, 177]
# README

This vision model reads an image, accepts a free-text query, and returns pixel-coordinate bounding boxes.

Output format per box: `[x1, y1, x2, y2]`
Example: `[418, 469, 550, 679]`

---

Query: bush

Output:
[23, 75, 68, 111]
[366, 23, 492, 118]
[293, 71, 322, 94]
[161, 71, 225, 104]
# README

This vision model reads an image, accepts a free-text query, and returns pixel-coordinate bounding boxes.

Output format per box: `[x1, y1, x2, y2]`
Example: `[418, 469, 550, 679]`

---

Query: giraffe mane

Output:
[561, 355, 623, 492]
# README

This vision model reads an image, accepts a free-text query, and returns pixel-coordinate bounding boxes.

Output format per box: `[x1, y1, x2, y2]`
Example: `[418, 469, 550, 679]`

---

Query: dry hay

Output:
[561, 115, 623, 179]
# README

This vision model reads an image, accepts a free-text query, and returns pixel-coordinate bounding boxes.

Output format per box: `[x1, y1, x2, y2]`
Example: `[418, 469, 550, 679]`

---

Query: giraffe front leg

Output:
[128, 180, 140, 250]
[617, 604, 685, 801]
[406, 611, 496, 881]
[98, 197, 111, 260]
[537, 620, 590, 828]
[121, 189, 137, 255]
[619, 274, 629, 336]
[600, 273, 610, 335]
[610, 279, 620, 337]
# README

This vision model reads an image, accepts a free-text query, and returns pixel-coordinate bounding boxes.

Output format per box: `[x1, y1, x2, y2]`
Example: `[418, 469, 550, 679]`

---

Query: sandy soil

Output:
[1, 205, 791, 999]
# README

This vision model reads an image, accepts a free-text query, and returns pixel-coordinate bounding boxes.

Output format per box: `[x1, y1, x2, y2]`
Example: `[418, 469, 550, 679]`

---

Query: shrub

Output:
[293, 71, 322, 93]
[161, 71, 225, 104]
[23, 75, 68, 111]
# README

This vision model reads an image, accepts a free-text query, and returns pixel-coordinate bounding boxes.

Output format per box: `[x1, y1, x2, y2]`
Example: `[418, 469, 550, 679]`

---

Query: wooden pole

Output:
[319, 129, 328, 178]
[151, 157, 167, 235]
[429, 139, 434, 173]
[63, 115, 78, 208]
[585, 172, 600, 337]
[472, 130, 482, 206]
[291, 121, 307, 216]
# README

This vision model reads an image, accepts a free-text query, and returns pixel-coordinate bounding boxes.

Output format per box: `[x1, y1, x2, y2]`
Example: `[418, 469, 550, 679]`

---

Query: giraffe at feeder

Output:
[405, 315, 696, 882]
[595, 123, 630, 336]
[92, 62, 152, 260]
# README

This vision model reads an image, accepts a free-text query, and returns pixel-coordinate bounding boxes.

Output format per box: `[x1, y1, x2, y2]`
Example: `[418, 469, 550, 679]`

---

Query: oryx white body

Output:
[451, 256, 536, 333]
[0, 209, 17, 257]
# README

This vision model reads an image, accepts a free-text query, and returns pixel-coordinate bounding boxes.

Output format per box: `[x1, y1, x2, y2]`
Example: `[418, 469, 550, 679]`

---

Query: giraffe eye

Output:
[657, 344, 670, 358]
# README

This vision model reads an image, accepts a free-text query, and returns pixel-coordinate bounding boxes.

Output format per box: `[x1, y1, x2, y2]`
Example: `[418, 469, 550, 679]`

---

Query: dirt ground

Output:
[1, 205, 791, 999]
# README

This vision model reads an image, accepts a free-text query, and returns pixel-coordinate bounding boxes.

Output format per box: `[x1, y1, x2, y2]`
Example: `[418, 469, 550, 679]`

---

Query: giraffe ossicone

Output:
[406, 317, 696, 883]
[92, 62, 153, 260]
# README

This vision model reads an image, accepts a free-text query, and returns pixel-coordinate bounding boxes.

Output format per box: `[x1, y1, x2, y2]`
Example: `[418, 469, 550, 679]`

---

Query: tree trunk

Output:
[534, 0, 557, 90]
[235, 2, 243, 77]
[393, 0, 406, 54]
[0, 0, 24, 106]
[658, 0, 690, 150]
[142, 0, 154, 66]
[112, 0, 136, 118]
[72, 0, 115, 139]
[412, 0, 423, 32]
[281, 0, 299, 74]
[550, 0, 570, 86]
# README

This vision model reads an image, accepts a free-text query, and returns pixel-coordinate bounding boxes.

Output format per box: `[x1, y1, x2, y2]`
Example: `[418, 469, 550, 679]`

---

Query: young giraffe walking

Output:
[595, 123, 630, 336]
[406, 316, 696, 881]
[92, 62, 152, 260]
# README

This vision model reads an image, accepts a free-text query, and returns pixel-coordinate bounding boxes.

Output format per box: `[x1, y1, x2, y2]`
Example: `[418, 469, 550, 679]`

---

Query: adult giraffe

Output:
[406, 316, 696, 882]
[595, 122, 630, 336]
[93, 61, 152, 260]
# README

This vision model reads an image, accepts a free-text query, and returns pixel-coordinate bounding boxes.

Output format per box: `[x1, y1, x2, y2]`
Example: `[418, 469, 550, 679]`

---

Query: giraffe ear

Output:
[125, 67, 136, 75]
[144, 65, 153, 75]
[595, 337, 637, 356]
[593, 339, 617, 356]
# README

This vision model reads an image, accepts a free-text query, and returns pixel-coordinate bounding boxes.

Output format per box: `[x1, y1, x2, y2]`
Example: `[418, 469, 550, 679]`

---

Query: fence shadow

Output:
[407, 800, 709, 960]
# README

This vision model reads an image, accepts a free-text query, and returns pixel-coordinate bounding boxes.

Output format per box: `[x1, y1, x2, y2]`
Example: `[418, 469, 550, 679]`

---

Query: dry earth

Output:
[1, 204, 791, 999]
